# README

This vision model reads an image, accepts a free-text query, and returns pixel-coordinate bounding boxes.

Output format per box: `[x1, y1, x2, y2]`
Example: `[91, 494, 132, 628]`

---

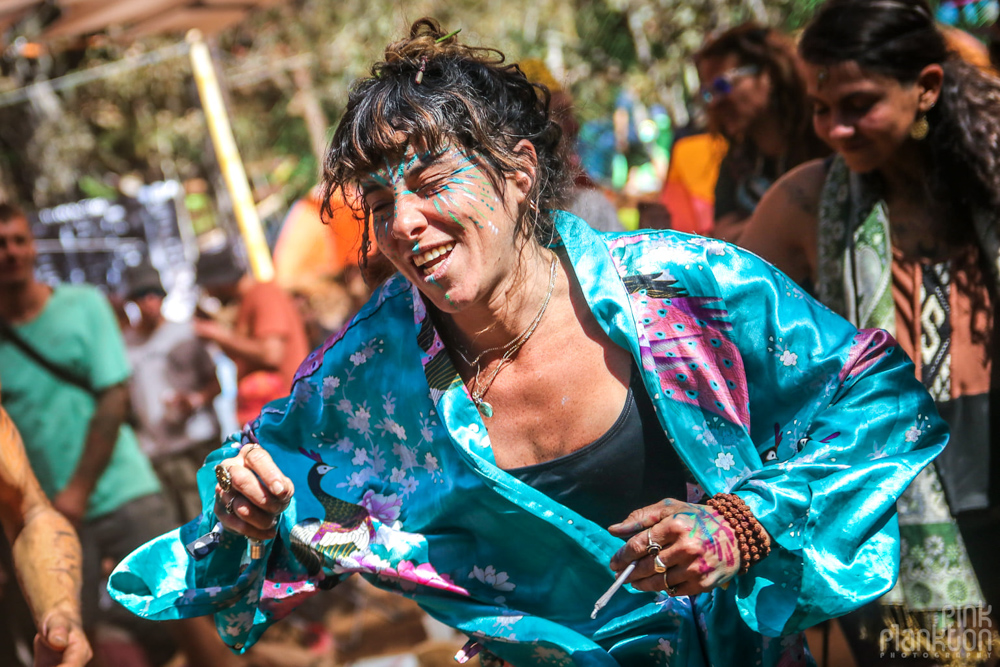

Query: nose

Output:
[827, 112, 855, 141]
[390, 195, 428, 241]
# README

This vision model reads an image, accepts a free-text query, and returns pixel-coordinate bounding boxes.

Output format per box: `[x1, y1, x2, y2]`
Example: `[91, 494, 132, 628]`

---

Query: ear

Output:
[916, 64, 944, 112]
[509, 139, 538, 204]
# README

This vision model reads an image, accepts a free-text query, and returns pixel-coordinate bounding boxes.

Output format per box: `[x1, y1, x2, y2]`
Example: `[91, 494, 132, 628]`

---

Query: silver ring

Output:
[224, 495, 235, 515]
[653, 554, 667, 574]
[646, 528, 662, 556]
[215, 464, 232, 493]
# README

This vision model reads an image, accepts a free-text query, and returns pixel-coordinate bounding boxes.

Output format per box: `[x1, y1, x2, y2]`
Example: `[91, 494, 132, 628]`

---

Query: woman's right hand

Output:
[213, 444, 294, 541]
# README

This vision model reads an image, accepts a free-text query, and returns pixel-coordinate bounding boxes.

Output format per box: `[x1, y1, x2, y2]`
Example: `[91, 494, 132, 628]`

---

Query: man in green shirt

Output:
[0, 203, 241, 667]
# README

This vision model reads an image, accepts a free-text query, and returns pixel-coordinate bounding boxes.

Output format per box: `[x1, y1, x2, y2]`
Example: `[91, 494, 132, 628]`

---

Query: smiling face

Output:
[805, 60, 930, 174]
[361, 145, 533, 314]
[698, 54, 772, 140]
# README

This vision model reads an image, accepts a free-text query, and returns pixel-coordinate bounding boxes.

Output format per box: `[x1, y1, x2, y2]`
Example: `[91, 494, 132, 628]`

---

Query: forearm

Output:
[211, 330, 281, 372]
[64, 384, 128, 500]
[12, 504, 83, 627]
[1, 405, 83, 628]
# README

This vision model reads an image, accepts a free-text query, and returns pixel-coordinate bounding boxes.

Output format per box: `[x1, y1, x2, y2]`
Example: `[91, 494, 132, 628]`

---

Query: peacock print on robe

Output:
[289, 448, 377, 575]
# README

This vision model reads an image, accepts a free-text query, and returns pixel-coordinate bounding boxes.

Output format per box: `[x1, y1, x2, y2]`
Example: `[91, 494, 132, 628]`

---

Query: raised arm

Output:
[0, 404, 91, 667]
[194, 319, 287, 373]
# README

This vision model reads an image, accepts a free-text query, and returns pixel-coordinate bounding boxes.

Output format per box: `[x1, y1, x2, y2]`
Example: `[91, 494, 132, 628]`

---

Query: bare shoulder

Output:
[737, 159, 829, 286]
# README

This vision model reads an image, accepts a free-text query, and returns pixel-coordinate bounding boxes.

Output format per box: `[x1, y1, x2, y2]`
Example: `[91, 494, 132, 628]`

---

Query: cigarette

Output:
[590, 561, 637, 619]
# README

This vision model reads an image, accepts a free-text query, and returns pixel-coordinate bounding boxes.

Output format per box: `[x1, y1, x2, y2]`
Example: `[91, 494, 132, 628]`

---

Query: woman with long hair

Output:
[740, 0, 1000, 662]
[109, 18, 945, 666]
[695, 23, 828, 241]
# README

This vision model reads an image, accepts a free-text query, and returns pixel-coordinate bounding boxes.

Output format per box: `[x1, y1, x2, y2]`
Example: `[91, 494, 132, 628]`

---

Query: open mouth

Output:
[413, 242, 455, 277]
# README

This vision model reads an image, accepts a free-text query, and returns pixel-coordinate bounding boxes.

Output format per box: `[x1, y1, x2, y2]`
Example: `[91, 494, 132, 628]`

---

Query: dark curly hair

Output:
[695, 23, 828, 168]
[321, 18, 569, 271]
[800, 0, 1000, 214]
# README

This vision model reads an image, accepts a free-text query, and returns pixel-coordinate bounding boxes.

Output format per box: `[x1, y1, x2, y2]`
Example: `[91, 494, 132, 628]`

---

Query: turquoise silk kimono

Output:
[110, 213, 946, 666]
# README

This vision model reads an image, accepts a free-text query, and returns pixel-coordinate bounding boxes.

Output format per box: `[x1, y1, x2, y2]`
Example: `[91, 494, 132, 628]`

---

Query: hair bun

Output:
[384, 17, 464, 65]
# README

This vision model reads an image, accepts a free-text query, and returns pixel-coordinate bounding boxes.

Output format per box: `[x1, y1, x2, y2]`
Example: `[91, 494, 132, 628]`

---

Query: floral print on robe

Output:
[109, 212, 946, 666]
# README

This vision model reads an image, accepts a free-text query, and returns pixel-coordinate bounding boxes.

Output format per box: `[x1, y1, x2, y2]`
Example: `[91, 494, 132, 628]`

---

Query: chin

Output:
[838, 151, 883, 175]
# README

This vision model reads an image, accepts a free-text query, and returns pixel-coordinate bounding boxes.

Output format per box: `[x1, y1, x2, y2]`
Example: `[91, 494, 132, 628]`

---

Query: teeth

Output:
[413, 242, 454, 267]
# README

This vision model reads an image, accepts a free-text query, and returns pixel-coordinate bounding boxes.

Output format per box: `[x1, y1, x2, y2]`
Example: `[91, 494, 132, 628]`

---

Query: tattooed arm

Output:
[607, 499, 768, 596]
[737, 159, 828, 289]
[0, 404, 92, 667]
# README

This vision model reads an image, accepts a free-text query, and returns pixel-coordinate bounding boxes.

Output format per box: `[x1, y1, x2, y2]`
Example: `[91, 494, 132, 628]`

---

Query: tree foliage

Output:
[0, 0, 811, 208]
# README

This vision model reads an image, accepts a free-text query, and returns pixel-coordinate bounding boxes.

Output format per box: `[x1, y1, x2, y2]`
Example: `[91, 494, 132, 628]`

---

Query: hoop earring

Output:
[910, 113, 930, 141]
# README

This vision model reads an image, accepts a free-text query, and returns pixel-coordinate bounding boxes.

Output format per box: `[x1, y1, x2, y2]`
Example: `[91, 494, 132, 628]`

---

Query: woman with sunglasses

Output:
[740, 0, 1000, 662]
[695, 24, 828, 243]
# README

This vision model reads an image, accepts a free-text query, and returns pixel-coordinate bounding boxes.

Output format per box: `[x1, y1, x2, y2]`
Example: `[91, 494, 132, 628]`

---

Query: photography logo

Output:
[879, 605, 997, 661]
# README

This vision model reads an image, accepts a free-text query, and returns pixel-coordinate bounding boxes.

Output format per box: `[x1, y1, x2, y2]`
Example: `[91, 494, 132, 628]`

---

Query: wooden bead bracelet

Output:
[705, 493, 771, 575]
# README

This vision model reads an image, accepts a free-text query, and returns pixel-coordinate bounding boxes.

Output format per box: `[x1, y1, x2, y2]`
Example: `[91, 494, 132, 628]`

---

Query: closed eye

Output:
[418, 179, 449, 197]
[365, 194, 394, 216]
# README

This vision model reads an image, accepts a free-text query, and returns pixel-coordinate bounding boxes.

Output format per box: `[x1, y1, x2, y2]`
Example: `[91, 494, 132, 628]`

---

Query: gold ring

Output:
[663, 573, 677, 596]
[215, 463, 232, 493]
[654, 554, 667, 573]
[646, 528, 662, 556]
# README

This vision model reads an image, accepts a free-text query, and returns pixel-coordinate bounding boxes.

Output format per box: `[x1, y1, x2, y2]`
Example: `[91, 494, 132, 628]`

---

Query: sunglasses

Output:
[699, 65, 760, 104]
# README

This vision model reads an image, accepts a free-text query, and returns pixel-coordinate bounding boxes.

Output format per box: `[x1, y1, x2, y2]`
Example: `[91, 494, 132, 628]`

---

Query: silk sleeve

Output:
[106, 425, 328, 653]
[706, 247, 946, 636]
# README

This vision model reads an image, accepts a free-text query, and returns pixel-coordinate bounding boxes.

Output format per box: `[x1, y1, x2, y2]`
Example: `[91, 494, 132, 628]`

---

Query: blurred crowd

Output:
[3, 0, 1000, 665]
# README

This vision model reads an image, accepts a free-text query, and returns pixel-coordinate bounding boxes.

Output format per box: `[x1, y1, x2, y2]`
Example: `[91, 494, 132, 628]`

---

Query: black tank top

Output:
[507, 365, 688, 528]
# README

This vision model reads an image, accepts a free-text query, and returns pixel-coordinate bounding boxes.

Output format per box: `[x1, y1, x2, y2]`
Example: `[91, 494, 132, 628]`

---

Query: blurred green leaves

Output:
[1, 0, 806, 208]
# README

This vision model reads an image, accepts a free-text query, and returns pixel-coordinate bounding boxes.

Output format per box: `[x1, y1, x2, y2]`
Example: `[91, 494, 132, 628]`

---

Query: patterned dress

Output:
[110, 212, 945, 666]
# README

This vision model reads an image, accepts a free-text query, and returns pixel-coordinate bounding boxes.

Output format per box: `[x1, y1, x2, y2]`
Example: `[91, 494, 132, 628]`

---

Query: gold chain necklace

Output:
[467, 252, 557, 418]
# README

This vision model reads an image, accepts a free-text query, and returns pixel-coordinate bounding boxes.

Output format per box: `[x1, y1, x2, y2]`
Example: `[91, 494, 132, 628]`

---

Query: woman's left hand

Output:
[607, 498, 743, 597]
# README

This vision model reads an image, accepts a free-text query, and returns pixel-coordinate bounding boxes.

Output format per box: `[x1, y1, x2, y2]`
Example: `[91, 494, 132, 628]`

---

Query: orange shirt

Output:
[233, 282, 310, 424]
[660, 133, 729, 236]
[273, 191, 365, 290]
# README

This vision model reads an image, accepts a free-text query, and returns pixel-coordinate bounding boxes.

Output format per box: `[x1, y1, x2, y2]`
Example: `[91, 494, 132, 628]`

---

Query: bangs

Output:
[328, 65, 488, 189]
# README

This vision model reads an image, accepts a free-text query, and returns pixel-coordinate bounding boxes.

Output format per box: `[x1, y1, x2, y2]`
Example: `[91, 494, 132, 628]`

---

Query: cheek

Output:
[856, 106, 909, 145]
[371, 213, 393, 246]
[812, 114, 825, 136]
[731, 84, 765, 116]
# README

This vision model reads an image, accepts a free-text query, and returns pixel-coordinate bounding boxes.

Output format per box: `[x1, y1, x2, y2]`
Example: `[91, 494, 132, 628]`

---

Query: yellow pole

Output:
[186, 30, 274, 282]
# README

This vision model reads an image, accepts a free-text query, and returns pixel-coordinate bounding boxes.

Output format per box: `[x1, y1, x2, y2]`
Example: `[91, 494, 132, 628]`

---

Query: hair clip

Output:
[436, 29, 461, 43]
[416, 29, 460, 84]
[416, 56, 427, 84]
